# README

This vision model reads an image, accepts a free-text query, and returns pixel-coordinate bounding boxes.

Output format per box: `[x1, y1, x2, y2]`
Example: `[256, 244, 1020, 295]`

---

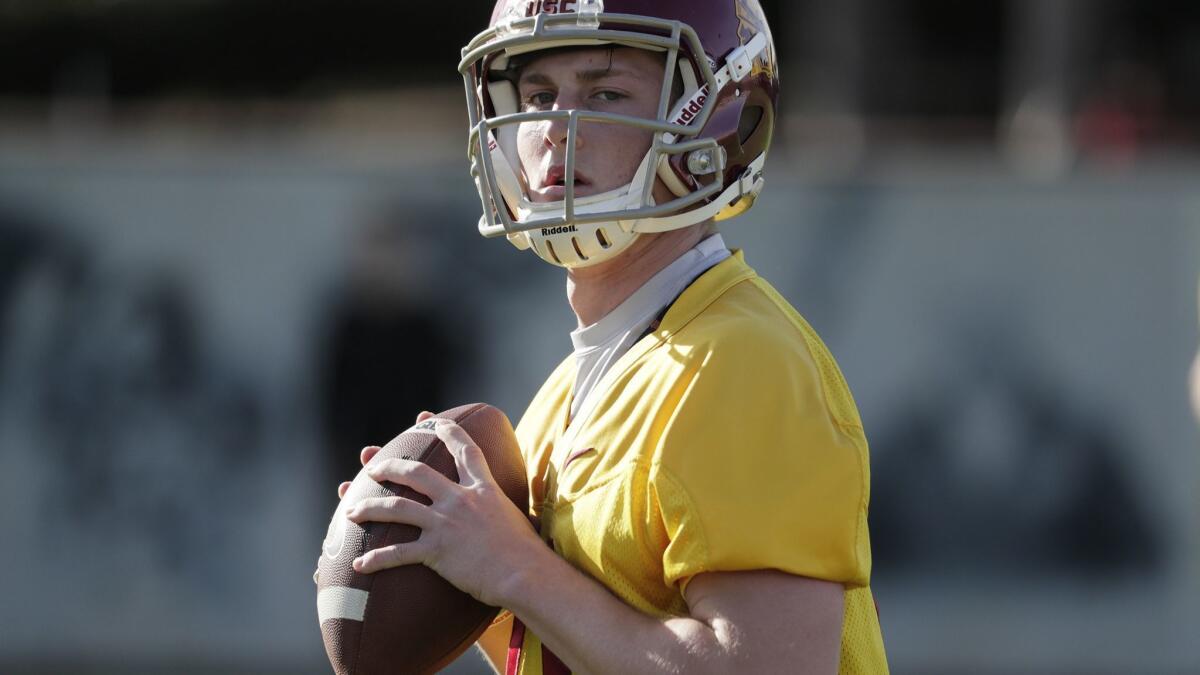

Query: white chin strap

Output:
[635, 153, 767, 233]
[501, 151, 765, 269]
[501, 144, 658, 269]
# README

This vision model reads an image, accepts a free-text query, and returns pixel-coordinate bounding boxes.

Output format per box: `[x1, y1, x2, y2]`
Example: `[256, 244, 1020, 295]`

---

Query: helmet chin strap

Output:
[632, 153, 767, 233]
[502, 148, 765, 269]
[516, 146, 658, 224]
[488, 141, 660, 269]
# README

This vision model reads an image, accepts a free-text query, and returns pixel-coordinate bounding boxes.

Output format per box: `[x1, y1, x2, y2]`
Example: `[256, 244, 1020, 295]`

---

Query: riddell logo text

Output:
[542, 225, 578, 235]
[672, 89, 710, 125]
[524, 0, 578, 15]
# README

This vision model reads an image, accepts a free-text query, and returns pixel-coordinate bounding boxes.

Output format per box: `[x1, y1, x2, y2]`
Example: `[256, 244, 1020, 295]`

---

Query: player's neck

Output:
[566, 223, 710, 328]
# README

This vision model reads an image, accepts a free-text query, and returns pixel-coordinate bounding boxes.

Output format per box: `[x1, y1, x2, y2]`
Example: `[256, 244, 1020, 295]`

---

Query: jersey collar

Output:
[654, 249, 757, 337]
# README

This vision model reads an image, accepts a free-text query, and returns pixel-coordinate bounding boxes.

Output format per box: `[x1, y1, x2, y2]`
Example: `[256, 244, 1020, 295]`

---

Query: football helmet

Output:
[459, 0, 780, 268]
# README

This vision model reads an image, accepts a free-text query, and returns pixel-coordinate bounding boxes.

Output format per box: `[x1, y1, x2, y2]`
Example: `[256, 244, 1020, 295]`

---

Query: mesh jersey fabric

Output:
[506, 250, 888, 674]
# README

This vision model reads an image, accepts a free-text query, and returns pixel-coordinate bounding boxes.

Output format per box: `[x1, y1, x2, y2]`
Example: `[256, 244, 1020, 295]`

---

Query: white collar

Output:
[571, 233, 729, 352]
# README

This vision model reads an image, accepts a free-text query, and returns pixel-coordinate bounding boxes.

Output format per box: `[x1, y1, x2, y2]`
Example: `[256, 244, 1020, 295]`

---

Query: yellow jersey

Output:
[506, 250, 888, 674]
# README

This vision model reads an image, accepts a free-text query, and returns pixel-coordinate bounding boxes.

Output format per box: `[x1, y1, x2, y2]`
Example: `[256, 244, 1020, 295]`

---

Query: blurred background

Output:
[1, 1, 1198, 673]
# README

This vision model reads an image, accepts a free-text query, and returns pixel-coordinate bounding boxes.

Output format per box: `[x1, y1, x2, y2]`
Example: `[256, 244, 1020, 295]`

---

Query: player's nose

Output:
[542, 96, 583, 150]
[542, 114, 577, 150]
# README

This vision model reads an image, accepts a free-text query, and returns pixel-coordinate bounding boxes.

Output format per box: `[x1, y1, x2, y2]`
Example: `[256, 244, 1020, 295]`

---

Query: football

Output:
[316, 403, 528, 675]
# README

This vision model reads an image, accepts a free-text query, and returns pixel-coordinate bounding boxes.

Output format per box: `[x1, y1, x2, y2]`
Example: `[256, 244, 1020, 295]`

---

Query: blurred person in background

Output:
[0, 205, 262, 580]
[336, 1, 887, 673]
[870, 321, 1158, 577]
[319, 208, 462, 487]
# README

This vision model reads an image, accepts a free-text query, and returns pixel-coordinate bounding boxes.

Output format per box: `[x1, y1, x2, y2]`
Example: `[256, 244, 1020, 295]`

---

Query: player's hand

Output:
[336, 411, 436, 499]
[344, 419, 546, 608]
[319, 412, 438, 587]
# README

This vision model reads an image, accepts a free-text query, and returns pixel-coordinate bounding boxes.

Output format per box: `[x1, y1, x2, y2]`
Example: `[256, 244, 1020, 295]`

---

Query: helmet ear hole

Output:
[596, 228, 612, 249]
[738, 105, 764, 145]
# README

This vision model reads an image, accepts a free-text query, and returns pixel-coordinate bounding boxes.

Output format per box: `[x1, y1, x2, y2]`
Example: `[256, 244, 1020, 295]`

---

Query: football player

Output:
[340, 1, 889, 672]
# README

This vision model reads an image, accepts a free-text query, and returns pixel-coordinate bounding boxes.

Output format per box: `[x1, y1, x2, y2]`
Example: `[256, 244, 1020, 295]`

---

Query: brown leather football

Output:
[316, 403, 528, 675]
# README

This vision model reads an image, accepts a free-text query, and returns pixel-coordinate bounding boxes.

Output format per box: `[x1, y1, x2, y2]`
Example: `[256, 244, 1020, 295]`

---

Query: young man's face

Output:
[515, 47, 673, 204]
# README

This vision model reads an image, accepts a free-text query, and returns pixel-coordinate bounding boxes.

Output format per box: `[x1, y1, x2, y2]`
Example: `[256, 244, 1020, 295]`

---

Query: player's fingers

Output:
[360, 445, 382, 467]
[353, 540, 431, 574]
[337, 481, 352, 499]
[435, 422, 491, 485]
[416, 410, 435, 423]
[365, 458, 453, 501]
[346, 496, 438, 530]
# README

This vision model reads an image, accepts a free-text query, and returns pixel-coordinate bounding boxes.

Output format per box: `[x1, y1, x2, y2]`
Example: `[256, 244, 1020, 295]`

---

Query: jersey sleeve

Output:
[648, 320, 872, 592]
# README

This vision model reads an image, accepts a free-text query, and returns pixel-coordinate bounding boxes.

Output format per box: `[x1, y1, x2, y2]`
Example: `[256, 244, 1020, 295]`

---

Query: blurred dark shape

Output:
[0, 1, 787, 99]
[320, 303, 454, 481]
[862, 0, 1005, 120]
[34, 271, 264, 576]
[4, 0, 1198, 154]
[1075, 60, 1166, 166]
[48, 49, 113, 133]
[871, 321, 1161, 578]
[0, 0, 516, 98]
[0, 206, 263, 583]
[318, 209, 466, 486]
[0, 206, 89, 391]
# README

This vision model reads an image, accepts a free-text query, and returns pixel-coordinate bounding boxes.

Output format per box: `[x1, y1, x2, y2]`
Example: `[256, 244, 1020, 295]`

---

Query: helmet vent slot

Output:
[545, 240, 563, 265]
[571, 237, 589, 261]
[596, 229, 611, 249]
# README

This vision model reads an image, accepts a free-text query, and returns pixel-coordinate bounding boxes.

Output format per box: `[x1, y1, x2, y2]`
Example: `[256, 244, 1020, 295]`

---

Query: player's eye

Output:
[592, 90, 626, 103]
[522, 91, 556, 110]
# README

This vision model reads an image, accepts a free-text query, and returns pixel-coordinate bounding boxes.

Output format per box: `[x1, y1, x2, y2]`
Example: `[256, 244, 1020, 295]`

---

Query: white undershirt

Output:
[569, 233, 730, 420]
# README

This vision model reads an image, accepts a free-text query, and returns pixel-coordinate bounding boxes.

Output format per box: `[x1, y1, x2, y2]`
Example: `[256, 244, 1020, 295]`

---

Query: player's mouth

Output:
[532, 166, 592, 201]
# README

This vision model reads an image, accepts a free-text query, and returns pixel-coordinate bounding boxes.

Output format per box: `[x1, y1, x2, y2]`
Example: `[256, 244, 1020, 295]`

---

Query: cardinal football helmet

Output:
[459, 0, 779, 268]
